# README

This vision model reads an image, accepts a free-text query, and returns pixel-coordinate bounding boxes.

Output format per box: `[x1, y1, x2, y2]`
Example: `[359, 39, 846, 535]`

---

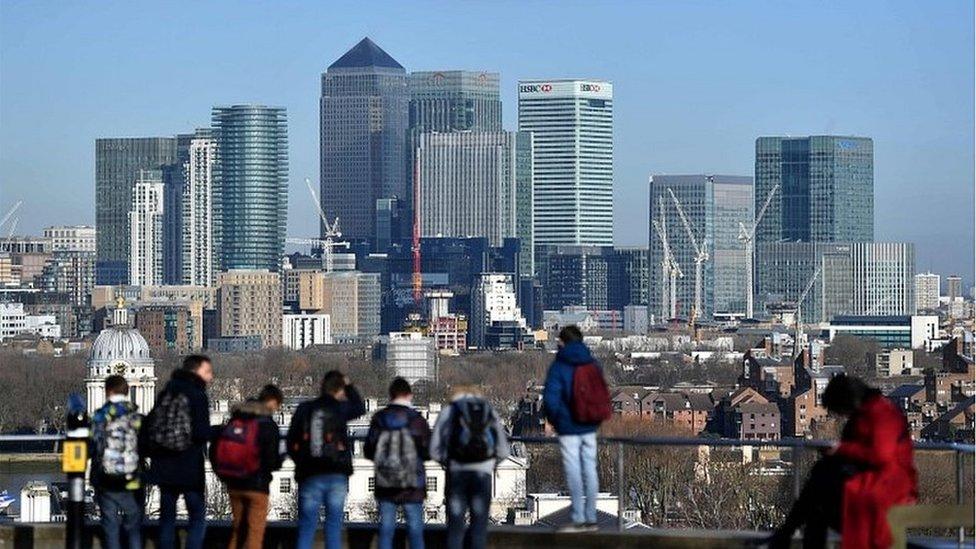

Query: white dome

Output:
[89, 326, 152, 363]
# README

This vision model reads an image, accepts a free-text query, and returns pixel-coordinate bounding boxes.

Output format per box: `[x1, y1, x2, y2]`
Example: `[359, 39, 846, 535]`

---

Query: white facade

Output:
[851, 242, 916, 316]
[43, 225, 96, 252]
[182, 136, 216, 286]
[282, 313, 332, 349]
[128, 170, 164, 286]
[23, 314, 60, 339]
[470, 273, 527, 348]
[518, 79, 613, 247]
[85, 305, 156, 413]
[0, 302, 27, 341]
[385, 331, 438, 383]
[914, 272, 940, 311]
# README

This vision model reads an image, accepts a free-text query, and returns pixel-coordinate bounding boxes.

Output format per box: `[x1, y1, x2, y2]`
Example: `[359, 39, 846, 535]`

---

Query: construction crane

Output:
[668, 187, 708, 321]
[412, 155, 422, 308]
[793, 265, 822, 360]
[287, 178, 348, 273]
[738, 184, 780, 319]
[0, 201, 22, 254]
[2, 217, 19, 253]
[0, 200, 22, 233]
[652, 200, 683, 320]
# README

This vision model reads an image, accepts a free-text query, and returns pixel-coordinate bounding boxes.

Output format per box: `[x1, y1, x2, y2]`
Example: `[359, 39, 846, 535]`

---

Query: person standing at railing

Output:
[542, 325, 612, 533]
[768, 374, 918, 549]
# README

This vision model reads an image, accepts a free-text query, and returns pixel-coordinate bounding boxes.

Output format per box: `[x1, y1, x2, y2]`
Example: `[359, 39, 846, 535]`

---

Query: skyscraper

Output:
[914, 272, 940, 311]
[128, 169, 165, 286]
[95, 137, 176, 284]
[408, 71, 502, 132]
[181, 130, 216, 286]
[755, 136, 873, 243]
[212, 105, 288, 272]
[321, 38, 408, 245]
[518, 80, 613, 249]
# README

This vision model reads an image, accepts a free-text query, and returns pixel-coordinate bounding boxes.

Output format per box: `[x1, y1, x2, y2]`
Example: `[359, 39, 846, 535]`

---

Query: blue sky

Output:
[1, 1, 973, 283]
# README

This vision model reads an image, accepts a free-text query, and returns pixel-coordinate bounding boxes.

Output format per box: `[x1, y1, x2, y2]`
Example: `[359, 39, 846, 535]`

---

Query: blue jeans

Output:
[446, 470, 491, 549]
[559, 432, 599, 524]
[297, 474, 348, 549]
[378, 500, 424, 549]
[158, 488, 206, 549]
[97, 490, 142, 549]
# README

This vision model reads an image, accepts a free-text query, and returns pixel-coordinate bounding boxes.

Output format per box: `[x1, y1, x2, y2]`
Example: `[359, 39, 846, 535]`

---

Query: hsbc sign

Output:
[519, 83, 552, 93]
[580, 83, 601, 92]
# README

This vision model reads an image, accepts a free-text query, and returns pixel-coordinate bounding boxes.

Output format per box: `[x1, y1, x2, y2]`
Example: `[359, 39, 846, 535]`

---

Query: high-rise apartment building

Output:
[43, 226, 96, 253]
[181, 131, 217, 286]
[470, 273, 528, 350]
[947, 275, 962, 301]
[914, 272, 941, 311]
[217, 269, 283, 348]
[408, 71, 501, 132]
[282, 313, 332, 349]
[95, 137, 176, 284]
[37, 251, 96, 307]
[755, 136, 873, 243]
[648, 175, 753, 318]
[297, 271, 381, 343]
[212, 106, 288, 273]
[128, 170, 165, 286]
[518, 80, 613, 249]
[321, 38, 407, 245]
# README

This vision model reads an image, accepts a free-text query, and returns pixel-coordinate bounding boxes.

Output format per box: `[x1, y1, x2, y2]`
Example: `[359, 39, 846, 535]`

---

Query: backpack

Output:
[95, 406, 141, 478]
[295, 403, 347, 469]
[372, 411, 419, 490]
[447, 399, 496, 463]
[570, 363, 612, 424]
[211, 417, 262, 480]
[146, 390, 193, 453]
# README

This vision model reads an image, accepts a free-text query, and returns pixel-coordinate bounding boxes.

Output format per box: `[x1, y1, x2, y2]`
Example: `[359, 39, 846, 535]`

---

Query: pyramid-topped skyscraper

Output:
[320, 38, 408, 247]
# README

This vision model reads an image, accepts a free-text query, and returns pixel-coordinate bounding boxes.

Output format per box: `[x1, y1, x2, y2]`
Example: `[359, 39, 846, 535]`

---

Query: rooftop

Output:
[329, 37, 404, 70]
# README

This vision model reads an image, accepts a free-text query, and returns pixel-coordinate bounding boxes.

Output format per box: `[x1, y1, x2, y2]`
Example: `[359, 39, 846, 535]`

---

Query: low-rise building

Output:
[282, 313, 331, 350]
[875, 349, 917, 377]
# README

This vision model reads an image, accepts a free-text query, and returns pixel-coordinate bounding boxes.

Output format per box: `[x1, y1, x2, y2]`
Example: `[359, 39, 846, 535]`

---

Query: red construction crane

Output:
[412, 153, 422, 308]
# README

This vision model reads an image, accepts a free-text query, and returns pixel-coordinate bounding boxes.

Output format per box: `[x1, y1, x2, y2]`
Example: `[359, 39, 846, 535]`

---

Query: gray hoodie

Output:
[430, 394, 511, 475]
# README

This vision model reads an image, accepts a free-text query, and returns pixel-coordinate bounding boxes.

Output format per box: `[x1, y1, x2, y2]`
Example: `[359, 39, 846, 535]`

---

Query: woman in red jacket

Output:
[770, 375, 918, 548]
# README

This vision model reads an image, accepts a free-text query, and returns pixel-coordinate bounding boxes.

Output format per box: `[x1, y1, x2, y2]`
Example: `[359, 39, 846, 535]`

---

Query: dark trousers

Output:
[158, 487, 207, 549]
[97, 490, 143, 549]
[446, 470, 491, 549]
[773, 456, 852, 549]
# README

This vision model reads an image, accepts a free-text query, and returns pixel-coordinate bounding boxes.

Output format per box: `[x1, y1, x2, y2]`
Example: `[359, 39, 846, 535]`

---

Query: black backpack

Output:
[145, 390, 193, 453]
[295, 403, 348, 469]
[372, 410, 419, 490]
[447, 399, 497, 463]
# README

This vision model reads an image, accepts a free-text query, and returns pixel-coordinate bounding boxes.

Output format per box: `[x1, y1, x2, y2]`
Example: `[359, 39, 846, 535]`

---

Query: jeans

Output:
[97, 490, 142, 549]
[297, 474, 348, 549]
[158, 487, 206, 549]
[228, 490, 270, 549]
[378, 500, 424, 549]
[559, 432, 599, 525]
[446, 470, 491, 549]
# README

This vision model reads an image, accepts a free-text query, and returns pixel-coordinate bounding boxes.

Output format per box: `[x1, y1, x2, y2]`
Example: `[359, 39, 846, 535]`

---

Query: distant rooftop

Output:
[329, 37, 403, 70]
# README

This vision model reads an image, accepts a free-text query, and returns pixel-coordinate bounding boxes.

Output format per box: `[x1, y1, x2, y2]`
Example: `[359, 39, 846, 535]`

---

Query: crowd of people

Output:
[86, 325, 918, 549]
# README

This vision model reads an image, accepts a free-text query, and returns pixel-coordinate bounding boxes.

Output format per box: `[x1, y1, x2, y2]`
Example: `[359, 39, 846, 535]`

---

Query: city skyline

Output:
[0, 1, 973, 282]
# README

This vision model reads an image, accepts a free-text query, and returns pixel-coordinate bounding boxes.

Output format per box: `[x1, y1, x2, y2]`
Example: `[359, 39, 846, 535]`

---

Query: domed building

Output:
[86, 299, 156, 413]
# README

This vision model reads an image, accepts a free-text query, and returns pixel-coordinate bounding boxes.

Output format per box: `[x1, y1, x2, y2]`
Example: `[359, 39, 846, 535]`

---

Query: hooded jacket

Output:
[143, 368, 211, 491]
[286, 384, 366, 481]
[364, 402, 431, 503]
[90, 397, 142, 492]
[430, 394, 510, 476]
[542, 340, 601, 435]
[212, 399, 283, 494]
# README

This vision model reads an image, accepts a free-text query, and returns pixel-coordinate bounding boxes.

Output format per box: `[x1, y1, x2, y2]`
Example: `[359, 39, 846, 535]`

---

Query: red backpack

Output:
[571, 363, 612, 424]
[211, 417, 261, 480]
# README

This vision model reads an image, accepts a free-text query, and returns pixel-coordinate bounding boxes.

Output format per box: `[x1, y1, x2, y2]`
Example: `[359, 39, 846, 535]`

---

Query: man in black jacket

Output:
[145, 354, 213, 549]
[217, 384, 283, 549]
[287, 370, 366, 549]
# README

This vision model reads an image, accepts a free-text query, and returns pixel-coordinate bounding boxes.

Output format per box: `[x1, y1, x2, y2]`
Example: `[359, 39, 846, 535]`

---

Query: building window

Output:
[368, 477, 375, 491]
[280, 478, 292, 494]
[426, 476, 438, 492]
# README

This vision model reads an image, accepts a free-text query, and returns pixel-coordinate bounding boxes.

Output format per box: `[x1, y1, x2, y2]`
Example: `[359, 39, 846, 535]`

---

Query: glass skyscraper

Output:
[755, 135, 873, 243]
[212, 105, 288, 272]
[320, 37, 408, 245]
[408, 71, 502, 132]
[95, 137, 176, 284]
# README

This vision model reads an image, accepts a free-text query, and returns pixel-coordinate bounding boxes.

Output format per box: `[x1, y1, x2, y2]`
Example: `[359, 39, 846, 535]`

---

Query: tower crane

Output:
[0, 200, 22, 233]
[793, 265, 822, 360]
[737, 184, 779, 319]
[667, 187, 708, 321]
[286, 178, 348, 273]
[652, 200, 683, 320]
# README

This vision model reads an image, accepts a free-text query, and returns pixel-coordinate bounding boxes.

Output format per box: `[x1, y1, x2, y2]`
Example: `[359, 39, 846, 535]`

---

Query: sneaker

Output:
[583, 523, 599, 532]
[557, 523, 590, 533]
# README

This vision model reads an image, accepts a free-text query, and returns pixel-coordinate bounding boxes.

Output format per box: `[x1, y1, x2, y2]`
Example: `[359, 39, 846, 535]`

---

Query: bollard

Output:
[62, 394, 89, 549]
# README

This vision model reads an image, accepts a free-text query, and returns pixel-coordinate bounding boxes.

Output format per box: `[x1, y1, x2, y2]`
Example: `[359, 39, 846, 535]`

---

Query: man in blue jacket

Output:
[543, 325, 601, 532]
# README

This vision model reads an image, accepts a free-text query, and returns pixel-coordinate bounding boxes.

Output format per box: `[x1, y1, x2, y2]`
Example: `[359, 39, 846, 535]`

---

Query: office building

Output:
[282, 313, 332, 349]
[826, 315, 938, 350]
[212, 105, 289, 272]
[408, 71, 502, 132]
[128, 170, 165, 286]
[298, 271, 381, 343]
[537, 245, 648, 313]
[875, 349, 917, 378]
[915, 273, 941, 311]
[381, 331, 438, 383]
[134, 304, 201, 355]
[43, 226, 96, 253]
[217, 270, 283, 348]
[95, 137, 176, 284]
[519, 80, 613, 248]
[755, 136, 873, 243]
[851, 242, 916, 317]
[181, 130, 217, 286]
[470, 273, 528, 350]
[321, 38, 407, 245]
[947, 275, 962, 301]
[37, 251, 96, 307]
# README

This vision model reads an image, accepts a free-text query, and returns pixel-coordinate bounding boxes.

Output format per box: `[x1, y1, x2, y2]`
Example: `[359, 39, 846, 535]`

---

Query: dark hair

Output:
[258, 384, 284, 405]
[182, 354, 211, 372]
[320, 370, 346, 396]
[104, 375, 128, 396]
[388, 377, 412, 400]
[558, 325, 583, 344]
[822, 374, 870, 416]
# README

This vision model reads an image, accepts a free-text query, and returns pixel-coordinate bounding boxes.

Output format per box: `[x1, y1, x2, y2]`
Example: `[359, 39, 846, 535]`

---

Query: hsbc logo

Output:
[520, 84, 552, 93]
[580, 83, 601, 92]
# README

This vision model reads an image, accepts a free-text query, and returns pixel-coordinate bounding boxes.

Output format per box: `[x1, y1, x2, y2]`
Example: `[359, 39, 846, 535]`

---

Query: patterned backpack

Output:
[94, 404, 141, 478]
[147, 391, 193, 452]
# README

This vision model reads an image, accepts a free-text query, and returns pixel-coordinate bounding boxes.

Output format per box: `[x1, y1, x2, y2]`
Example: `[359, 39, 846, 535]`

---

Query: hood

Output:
[556, 340, 594, 366]
[170, 368, 206, 389]
[232, 399, 273, 418]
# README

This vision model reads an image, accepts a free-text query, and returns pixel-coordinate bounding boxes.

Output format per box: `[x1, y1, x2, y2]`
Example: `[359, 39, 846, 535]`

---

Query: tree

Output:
[823, 335, 880, 380]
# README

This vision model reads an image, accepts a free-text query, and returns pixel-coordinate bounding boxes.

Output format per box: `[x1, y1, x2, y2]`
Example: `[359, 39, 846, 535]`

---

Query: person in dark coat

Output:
[769, 374, 918, 548]
[364, 378, 432, 549]
[144, 354, 213, 549]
